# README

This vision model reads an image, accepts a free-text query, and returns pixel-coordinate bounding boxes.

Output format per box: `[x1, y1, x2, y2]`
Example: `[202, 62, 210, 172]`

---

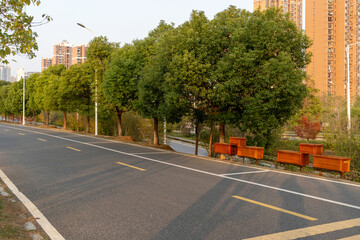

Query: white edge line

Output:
[10, 123, 360, 189]
[222, 170, 270, 176]
[134, 152, 173, 155]
[0, 169, 65, 240]
[2, 124, 360, 211]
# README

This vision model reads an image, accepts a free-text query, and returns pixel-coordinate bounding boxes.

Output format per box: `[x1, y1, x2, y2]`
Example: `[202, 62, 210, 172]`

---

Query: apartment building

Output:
[254, 0, 303, 29]
[41, 41, 88, 72]
[0, 65, 11, 82]
[41, 57, 53, 72]
[52, 40, 72, 69]
[306, 0, 360, 98]
[71, 44, 88, 65]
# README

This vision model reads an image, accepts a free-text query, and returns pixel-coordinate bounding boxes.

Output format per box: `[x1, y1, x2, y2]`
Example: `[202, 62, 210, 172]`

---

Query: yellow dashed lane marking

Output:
[243, 218, 360, 240]
[37, 138, 47, 142]
[66, 146, 81, 152]
[116, 162, 146, 172]
[232, 195, 318, 221]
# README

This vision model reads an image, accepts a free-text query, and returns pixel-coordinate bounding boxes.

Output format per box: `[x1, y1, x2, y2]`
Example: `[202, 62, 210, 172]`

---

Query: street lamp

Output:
[345, 41, 360, 131]
[77, 23, 98, 136]
[23, 76, 25, 125]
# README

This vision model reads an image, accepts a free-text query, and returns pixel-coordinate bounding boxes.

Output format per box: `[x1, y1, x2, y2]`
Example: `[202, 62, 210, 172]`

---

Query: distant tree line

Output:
[0, 7, 311, 151]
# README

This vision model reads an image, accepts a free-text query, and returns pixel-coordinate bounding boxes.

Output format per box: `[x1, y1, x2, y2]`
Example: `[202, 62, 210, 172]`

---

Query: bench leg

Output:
[300, 166, 302, 172]
[340, 172, 343, 179]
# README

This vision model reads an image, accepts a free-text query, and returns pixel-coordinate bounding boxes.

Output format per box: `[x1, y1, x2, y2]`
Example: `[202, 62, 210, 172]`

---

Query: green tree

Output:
[103, 44, 139, 136]
[0, 0, 51, 63]
[165, 7, 251, 147]
[5, 81, 23, 122]
[25, 73, 41, 123]
[34, 64, 66, 125]
[136, 21, 181, 145]
[0, 81, 11, 120]
[216, 7, 311, 147]
[85, 36, 118, 134]
[61, 62, 94, 132]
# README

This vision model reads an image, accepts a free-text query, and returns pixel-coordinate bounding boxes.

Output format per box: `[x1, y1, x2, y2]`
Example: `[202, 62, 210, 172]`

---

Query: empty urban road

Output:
[1, 123, 360, 240]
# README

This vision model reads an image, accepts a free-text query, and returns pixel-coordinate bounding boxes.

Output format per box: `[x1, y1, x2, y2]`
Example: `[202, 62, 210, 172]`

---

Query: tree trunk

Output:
[116, 109, 123, 137]
[153, 117, 159, 145]
[32, 109, 35, 124]
[208, 124, 214, 157]
[12, 114, 14, 123]
[86, 116, 90, 133]
[46, 111, 50, 126]
[219, 122, 226, 160]
[63, 112, 67, 130]
[195, 123, 200, 155]
[219, 122, 225, 143]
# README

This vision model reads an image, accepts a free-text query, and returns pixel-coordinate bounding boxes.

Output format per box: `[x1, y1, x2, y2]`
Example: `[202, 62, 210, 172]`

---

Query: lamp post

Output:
[77, 23, 98, 135]
[23, 76, 25, 126]
[345, 41, 360, 131]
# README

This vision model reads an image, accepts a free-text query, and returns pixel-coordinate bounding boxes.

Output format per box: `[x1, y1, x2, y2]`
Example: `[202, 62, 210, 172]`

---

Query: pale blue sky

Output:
[8, 1, 254, 77]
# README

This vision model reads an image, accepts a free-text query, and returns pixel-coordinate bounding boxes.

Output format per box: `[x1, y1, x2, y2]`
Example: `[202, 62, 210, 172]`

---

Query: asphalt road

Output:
[1, 123, 360, 240]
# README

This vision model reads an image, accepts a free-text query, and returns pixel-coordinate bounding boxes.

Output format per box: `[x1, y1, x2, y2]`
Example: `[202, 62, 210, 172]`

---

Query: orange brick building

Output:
[41, 41, 88, 72]
[41, 58, 52, 72]
[306, 0, 360, 98]
[254, 0, 303, 29]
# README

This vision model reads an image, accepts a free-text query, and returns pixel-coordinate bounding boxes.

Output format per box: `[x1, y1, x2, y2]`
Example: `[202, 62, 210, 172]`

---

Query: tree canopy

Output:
[0, 0, 51, 63]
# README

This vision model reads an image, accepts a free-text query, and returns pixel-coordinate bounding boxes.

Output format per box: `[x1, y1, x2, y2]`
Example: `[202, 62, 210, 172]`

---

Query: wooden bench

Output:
[237, 146, 264, 165]
[214, 143, 237, 156]
[277, 150, 309, 170]
[299, 143, 323, 155]
[229, 137, 247, 147]
[313, 155, 351, 178]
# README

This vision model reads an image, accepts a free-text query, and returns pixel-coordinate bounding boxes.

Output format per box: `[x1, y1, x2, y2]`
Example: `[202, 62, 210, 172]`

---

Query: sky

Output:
[6, 1, 254, 77]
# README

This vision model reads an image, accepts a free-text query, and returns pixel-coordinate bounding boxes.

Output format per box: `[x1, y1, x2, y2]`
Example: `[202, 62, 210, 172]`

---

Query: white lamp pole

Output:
[345, 42, 360, 131]
[77, 23, 98, 135]
[22, 77, 25, 125]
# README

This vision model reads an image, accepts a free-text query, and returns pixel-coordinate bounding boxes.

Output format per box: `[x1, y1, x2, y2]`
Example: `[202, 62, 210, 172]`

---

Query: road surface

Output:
[0, 123, 360, 240]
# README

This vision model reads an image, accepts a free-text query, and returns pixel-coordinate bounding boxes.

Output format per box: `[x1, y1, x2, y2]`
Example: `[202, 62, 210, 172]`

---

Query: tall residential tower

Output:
[41, 41, 88, 72]
[306, 0, 360, 98]
[254, 0, 303, 29]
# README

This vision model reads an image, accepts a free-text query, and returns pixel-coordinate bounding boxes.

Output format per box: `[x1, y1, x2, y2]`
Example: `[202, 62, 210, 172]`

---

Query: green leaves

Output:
[0, 0, 51, 63]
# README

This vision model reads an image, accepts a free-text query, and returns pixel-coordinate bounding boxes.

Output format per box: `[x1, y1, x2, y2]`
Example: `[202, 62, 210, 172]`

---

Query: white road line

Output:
[134, 152, 172, 155]
[2, 124, 360, 211]
[10, 124, 360, 189]
[0, 169, 65, 240]
[222, 170, 270, 176]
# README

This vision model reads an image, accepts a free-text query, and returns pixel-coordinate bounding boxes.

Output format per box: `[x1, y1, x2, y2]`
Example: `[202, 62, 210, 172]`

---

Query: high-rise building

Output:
[306, 0, 360, 98]
[71, 44, 89, 65]
[52, 40, 72, 69]
[41, 57, 53, 72]
[0, 65, 11, 82]
[41, 41, 88, 71]
[254, 0, 303, 29]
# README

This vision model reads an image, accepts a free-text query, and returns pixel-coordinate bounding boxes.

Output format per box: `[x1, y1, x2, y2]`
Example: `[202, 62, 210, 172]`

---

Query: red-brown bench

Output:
[313, 155, 351, 178]
[277, 150, 309, 170]
[229, 137, 247, 147]
[237, 146, 264, 165]
[299, 143, 323, 155]
[214, 143, 237, 158]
